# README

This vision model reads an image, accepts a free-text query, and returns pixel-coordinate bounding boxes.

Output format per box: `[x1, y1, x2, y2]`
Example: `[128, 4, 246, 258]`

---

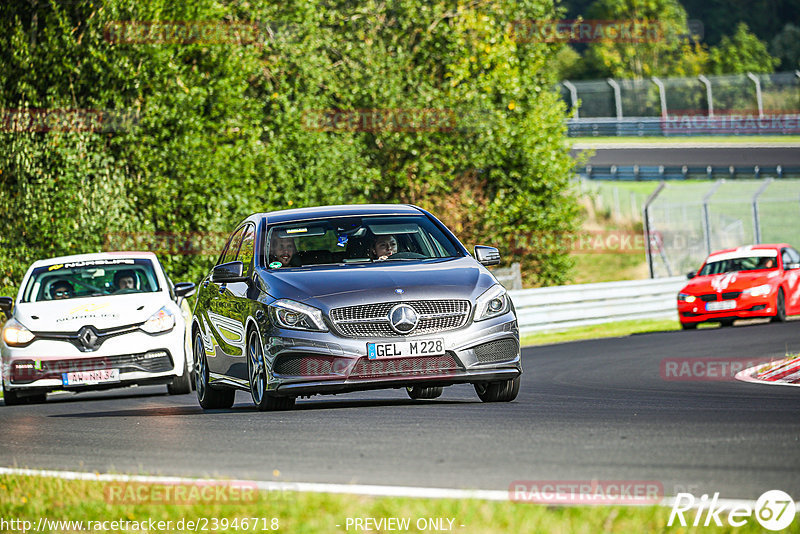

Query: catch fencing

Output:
[508, 277, 684, 334]
[643, 179, 800, 278]
[561, 71, 800, 136]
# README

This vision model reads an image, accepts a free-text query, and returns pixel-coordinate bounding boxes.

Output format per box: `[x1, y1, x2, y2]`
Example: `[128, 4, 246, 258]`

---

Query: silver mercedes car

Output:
[192, 204, 521, 411]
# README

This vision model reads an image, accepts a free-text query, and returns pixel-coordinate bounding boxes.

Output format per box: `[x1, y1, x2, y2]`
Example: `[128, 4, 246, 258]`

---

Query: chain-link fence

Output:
[563, 71, 800, 136]
[643, 180, 800, 277]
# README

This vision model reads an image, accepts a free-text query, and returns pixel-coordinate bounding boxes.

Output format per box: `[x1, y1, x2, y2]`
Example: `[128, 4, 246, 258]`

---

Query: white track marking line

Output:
[0, 467, 774, 509]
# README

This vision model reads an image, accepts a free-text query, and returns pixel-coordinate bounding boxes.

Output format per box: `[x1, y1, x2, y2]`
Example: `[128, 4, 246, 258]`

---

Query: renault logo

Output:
[77, 326, 100, 351]
[388, 304, 418, 334]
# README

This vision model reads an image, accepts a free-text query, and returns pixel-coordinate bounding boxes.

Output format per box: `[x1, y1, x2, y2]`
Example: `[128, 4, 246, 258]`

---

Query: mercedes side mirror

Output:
[474, 246, 501, 266]
[686, 271, 697, 279]
[212, 261, 247, 283]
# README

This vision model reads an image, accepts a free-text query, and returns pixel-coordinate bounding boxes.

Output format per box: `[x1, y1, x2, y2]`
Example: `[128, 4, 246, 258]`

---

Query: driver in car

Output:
[113, 270, 137, 292]
[51, 280, 74, 300]
[371, 234, 398, 261]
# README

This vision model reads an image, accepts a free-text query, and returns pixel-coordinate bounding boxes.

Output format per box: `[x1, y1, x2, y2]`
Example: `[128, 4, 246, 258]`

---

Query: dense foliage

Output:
[0, 0, 581, 293]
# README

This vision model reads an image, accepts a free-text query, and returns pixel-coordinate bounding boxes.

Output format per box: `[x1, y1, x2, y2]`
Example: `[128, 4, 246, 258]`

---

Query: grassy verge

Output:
[519, 318, 713, 347]
[570, 135, 800, 145]
[0, 474, 763, 533]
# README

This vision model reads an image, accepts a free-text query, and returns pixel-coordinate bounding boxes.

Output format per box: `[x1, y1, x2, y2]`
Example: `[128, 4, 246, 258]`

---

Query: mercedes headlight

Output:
[269, 299, 327, 331]
[475, 284, 510, 321]
[2, 319, 35, 346]
[743, 284, 772, 297]
[678, 292, 697, 303]
[141, 306, 176, 334]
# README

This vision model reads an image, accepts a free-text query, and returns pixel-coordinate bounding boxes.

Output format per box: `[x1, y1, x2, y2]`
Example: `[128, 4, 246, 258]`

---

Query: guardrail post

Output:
[607, 78, 623, 120]
[643, 181, 666, 278]
[752, 178, 773, 243]
[747, 73, 764, 118]
[563, 81, 579, 119]
[698, 75, 713, 117]
[702, 180, 723, 256]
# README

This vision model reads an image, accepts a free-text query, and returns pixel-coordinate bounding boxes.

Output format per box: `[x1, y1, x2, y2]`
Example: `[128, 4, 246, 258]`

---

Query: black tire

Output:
[474, 376, 520, 402]
[719, 318, 734, 327]
[167, 356, 192, 395]
[2, 386, 45, 405]
[2, 385, 22, 406]
[771, 289, 786, 323]
[406, 386, 443, 400]
[247, 329, 295, 411]
[194, 331, 235, 410]
[680, 322, 698, 330]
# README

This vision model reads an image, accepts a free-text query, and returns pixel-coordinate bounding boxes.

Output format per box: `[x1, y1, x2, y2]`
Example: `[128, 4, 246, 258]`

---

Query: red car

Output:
[678, 244, 800, 329]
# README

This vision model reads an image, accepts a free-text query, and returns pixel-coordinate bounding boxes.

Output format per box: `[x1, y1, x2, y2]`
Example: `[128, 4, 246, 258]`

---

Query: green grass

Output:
[521, 318, 687, 347]
[0, 474, 766, 533]
[569, 253, 649, 285]
[570, 135, 800, 144]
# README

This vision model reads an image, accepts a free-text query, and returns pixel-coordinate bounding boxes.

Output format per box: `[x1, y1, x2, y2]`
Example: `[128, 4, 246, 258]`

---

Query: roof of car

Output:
[708, 244, 790, 259]
[30, 251, 158, 268]
[256, 204, 425, 225]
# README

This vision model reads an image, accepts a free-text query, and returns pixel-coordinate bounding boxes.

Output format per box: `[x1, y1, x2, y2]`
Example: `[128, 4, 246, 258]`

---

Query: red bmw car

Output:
[678, 244, 800, 330]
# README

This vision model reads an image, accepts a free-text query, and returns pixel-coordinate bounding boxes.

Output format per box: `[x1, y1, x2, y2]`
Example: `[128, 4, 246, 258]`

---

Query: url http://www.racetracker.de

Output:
[0, 516, 281, 532]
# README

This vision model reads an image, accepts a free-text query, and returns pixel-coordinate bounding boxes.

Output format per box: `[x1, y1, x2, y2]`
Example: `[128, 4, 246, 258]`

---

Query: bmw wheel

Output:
[771, 289, 786, 323]
[194, 331, 235, 410]
[474, 376, 520, 402]
[247, 329, 294, 411]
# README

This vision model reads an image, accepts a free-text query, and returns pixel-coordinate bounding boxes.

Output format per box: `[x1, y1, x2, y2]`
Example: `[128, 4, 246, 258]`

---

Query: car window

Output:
[265, 215, 463, 269]
[787, 248, 800, 265]
[699, 254, 778, 275]
[238, 224, 256, 276]
[22, 258, 161, 302]
[221, 226, 246, 265]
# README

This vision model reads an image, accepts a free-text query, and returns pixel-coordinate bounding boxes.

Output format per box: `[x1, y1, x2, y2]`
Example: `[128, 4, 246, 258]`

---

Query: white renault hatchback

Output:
[0, 252, 195, 405]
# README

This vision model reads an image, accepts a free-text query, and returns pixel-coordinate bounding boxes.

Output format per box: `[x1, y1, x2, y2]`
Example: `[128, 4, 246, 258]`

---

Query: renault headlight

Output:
[2, 319, 35, 346]
[270, 299, 327, 331]
[475, 284, 510, 321]
[678, 292, 697, 303]
[743, 284, 772, 297]
[141, 306, 176, 334]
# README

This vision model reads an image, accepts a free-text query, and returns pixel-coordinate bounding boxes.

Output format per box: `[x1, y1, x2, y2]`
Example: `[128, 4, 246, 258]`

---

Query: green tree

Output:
[770, 23, 800, 70]
[0, 0, 581, 292]
[581, 0, 708, 79]
[707, 22, 779, 74]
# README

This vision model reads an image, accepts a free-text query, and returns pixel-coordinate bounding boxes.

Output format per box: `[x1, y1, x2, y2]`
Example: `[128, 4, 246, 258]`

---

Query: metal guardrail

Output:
[566, 115, 800, 137]
[509, 277, 685, 334]
[577, 164, 800, 181]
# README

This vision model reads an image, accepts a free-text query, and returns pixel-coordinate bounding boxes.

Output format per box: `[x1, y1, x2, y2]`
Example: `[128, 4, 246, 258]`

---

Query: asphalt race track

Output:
[570, 145, 800, 167]
[1, 321, 799, 501]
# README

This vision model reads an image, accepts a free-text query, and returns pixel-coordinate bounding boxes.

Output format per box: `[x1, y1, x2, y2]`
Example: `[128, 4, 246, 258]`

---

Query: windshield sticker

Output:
[337, 235, 348, 247]
[286, 228, 307, 234]
[46, 258, 136, 271]
[269, 261, 283, 269]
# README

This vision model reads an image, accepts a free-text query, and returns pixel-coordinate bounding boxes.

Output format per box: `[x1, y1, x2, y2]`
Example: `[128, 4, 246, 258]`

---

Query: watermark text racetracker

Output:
[510, 480, 663, 505]
[508, 230, 662, 255]
[104, 232, 229, 256]
[0, 108, 139, 133]
[660, 357, 776, 381]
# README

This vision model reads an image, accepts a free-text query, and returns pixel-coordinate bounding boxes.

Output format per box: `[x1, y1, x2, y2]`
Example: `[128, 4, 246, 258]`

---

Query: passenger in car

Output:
[370, 234, 398, 261]
[50, 280, 74, 300]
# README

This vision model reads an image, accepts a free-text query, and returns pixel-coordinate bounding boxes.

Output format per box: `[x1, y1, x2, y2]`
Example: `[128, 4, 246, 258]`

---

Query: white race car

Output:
[0, 252, 196, 405]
